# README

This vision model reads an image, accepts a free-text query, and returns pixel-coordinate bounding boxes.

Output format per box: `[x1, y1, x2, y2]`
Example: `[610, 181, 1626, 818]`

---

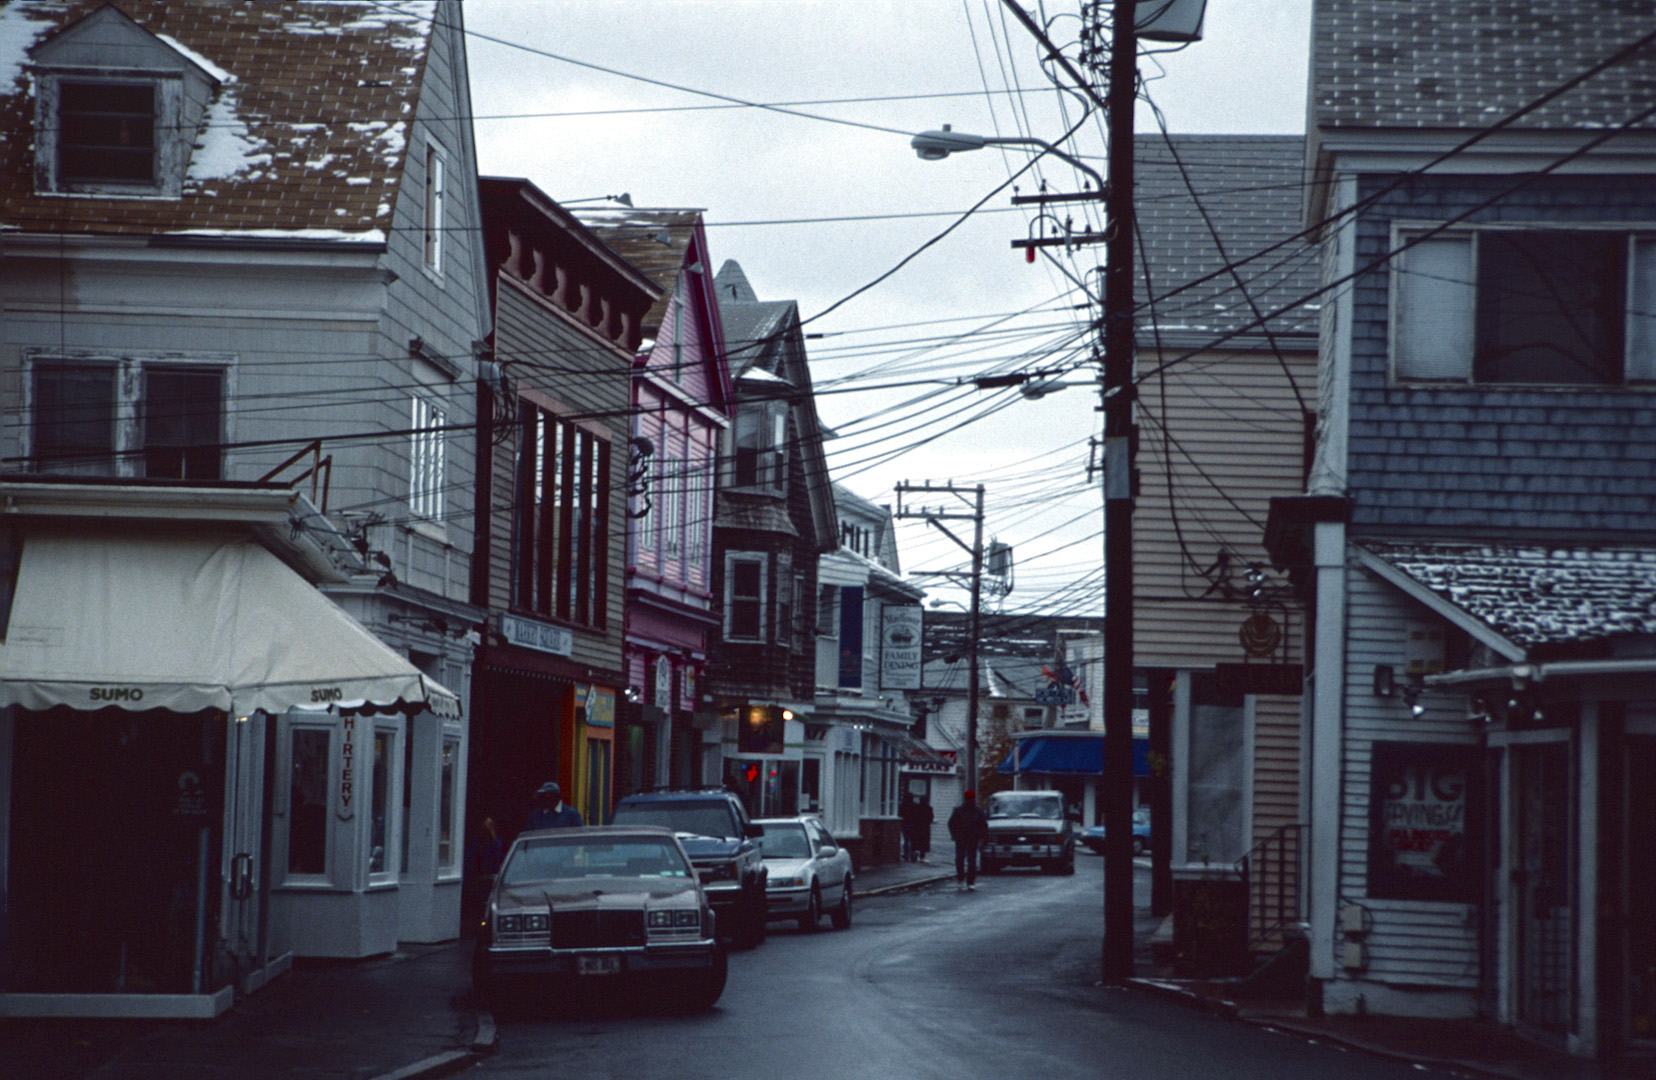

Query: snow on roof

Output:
[1364, 541, 1656, 647]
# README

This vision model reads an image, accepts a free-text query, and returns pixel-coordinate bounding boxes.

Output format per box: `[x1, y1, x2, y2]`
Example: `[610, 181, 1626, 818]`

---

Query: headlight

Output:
[497, 913, 522, 933]
[648, 909, 701, 929]
[768, 876, 804, 888]
[698, 860, 740, 883]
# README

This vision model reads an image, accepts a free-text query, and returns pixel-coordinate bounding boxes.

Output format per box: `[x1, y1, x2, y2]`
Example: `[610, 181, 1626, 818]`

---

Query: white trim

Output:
[1354, 547, 1526, 661]
[1307, 519, 1347, 983]
[1170, 670, 1191, 864]
[0, 987, 234, 1019]
[723, 551, 768, 642]
[1574, 704, 1598, 1056]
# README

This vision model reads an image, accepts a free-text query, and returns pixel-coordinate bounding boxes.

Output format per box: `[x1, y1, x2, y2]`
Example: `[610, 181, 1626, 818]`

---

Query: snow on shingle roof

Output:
[1363, 540, 1656, 647]
[0, 0, 437, 240]
[1134, 135, 1319, 340]
[1312, 0, 1656, 133]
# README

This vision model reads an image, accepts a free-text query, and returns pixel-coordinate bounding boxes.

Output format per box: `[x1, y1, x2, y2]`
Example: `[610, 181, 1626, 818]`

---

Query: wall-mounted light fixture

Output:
[1372, 664, 1396, 697]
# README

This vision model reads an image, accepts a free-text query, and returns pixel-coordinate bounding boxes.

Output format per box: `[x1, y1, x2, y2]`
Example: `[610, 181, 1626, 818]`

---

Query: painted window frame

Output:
[727, 400, 788, 494]
[409, 395, 447, 521]
[423, 138, 447, 278]
[723, 551, 768, 642]
[367, 723, 402, 885]
[1390, 224, 1656, 387]
[24, 351, 229, 478]
[33, 70, 189, 198]
[278, 719, 336, 887]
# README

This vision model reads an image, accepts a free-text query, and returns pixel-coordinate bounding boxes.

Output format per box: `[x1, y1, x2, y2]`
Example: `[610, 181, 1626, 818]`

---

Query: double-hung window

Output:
[724, 553, 767, 641]
[1393, 227, 1656, 385]
[30, 356, 223, 478]
[424, 142, 446, 276]
[730, 403, 787, 492]
[410, 396, 446, 520]
[58, 81, 156, 185]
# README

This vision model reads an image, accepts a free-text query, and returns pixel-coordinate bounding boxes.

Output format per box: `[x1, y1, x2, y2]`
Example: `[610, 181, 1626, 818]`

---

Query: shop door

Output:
[1514, 741, 1572, 1035]
[584, 737, 611, 825]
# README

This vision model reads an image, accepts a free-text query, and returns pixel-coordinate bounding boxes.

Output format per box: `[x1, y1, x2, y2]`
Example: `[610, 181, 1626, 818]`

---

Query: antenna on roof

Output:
[562, 193, 633, 207]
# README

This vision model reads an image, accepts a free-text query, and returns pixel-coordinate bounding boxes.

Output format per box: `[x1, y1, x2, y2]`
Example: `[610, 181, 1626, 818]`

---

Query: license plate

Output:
[576, 955, 621, 976]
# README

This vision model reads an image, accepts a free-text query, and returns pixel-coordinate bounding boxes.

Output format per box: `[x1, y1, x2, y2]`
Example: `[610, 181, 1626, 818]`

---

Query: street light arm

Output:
[911, 129, 1105, 193]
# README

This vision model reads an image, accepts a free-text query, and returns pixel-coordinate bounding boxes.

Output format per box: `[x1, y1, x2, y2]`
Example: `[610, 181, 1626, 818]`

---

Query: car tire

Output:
[1133, 836, 1146, 856]
[799, 885, 821, 932]
[671, 945, 728, 1013]
[830, 876, 853, 930]
[1060, 849, 1076, 875]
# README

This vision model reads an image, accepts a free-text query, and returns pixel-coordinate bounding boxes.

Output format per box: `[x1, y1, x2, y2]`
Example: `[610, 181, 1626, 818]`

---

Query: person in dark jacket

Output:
[947, 790, 989, 889]
[525, 781, 583, 831]
[915, 797, 935, 861]
[899, 793, 920, 862]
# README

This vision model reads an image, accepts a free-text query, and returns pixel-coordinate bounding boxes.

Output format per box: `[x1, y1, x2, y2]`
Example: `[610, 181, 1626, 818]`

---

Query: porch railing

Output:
[1235, 822, 1303, 954]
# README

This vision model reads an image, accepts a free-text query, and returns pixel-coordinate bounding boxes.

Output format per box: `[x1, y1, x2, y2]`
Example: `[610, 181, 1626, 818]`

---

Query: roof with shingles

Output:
[573, 208, 706, 338]
[1311, 0, 1656, 132]
[1133, 134, 1320, 340]
[0, 0, 438, 239]
[1364, 540, 1656, 648]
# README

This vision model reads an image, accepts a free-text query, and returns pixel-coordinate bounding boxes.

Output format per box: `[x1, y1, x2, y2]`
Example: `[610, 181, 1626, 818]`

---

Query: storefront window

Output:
[369, 730, 393, 876]
[288, 728, 330, 876]
[438, 736, 459, 870]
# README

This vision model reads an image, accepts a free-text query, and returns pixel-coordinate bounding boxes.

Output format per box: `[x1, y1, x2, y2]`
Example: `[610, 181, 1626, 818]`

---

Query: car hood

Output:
[672, 832, 745, 861]
[761, 856, 812, 877]
[495, 877, 699, 910]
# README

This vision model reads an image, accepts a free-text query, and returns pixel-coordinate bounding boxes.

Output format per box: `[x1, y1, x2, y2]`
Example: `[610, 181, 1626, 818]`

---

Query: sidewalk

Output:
[1128, 919, 1621, 1080]
[0, 941, 484, 1080]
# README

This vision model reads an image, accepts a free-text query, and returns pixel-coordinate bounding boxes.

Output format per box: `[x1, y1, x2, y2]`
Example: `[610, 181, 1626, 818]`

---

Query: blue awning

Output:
[997, 735, 1149, 778]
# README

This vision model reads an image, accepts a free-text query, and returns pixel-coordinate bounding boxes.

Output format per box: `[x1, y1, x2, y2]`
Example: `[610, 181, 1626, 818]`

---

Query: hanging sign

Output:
[880, 604, 922, 690]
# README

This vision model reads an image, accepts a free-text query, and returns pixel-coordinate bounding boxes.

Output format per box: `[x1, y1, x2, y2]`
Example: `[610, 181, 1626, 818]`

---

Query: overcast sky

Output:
[462, 0, 1314, 613]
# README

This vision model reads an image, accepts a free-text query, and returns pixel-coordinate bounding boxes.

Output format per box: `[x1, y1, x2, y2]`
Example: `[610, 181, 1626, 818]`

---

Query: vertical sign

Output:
[338, 715, 356, 819]
[880, 604, 923, 689]
[838, 586, 864, 689]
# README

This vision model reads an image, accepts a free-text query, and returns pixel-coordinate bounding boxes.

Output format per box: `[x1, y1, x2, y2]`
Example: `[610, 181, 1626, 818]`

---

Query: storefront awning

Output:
[0, 530, 458, 718]
[998, 734, 1149, 777]
[887, 730, 954, 773]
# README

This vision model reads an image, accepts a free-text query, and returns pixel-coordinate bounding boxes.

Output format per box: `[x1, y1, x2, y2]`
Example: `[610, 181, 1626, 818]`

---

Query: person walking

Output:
[947, 790, 988, 890]
[899, 792, 919, 862]
[525, 781, 583, 831]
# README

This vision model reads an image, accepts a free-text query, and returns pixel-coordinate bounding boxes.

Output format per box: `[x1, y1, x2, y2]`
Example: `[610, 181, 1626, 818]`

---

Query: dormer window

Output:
[27, 5, 220, 199]
[58, 81, 157, 185]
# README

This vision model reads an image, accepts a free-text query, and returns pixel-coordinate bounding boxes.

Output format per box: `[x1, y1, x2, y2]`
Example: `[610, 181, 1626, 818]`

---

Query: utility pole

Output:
[894, 483, 986, 790]
[1098, 0, 1138, 985]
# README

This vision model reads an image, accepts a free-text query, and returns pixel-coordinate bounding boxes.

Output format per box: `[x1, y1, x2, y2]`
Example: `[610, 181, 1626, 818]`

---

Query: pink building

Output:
[578, 210, 734, 796]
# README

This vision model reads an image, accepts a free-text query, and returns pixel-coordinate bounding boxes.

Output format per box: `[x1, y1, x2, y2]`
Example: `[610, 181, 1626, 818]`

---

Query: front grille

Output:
[552, 909, 646, 949]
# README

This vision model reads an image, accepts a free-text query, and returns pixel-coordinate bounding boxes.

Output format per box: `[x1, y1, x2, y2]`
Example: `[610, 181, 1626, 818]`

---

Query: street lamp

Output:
[910, 127, 1105, 193]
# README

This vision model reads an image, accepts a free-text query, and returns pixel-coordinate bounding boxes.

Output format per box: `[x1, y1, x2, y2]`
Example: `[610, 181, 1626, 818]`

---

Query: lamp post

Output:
[911, 0, 1137, 981]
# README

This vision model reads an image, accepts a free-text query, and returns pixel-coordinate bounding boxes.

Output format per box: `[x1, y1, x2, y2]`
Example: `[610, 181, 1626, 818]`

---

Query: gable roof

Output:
[1134, 134, 1320, 343]
[0, 0, 442, 240]
[1311, 0, 1656, 133]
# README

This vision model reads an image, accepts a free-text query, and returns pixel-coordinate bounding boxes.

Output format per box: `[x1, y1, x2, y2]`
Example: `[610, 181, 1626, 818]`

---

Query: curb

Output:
[366, 1048, 479, 1080]
[859, 872, 955, 897]
[1126, 977, 1241, 1021]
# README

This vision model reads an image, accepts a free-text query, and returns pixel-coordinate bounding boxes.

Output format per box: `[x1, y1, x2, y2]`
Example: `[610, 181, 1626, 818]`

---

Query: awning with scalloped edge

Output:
[0, 528, 457, 718]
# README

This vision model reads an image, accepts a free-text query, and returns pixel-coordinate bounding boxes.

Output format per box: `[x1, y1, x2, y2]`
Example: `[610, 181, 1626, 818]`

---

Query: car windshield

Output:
[611, 800, 738, 839]
[988, 793, 1062, 819]
[501, 835, 690, 885]
[756, 823, 810, 859]
[1133, 808, 1151, 827]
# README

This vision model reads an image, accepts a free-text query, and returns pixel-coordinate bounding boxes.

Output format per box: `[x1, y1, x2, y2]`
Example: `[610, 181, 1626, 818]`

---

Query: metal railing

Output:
[1236, 822, 1303, 954]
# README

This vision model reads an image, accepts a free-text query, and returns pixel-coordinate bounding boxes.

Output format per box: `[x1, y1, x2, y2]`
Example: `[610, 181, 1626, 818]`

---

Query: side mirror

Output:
[744, 822, 765, 838]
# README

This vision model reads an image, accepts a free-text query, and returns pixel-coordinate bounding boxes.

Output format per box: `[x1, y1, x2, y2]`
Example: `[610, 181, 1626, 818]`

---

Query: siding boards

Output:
[1336, 564, 1480, 989]
[1135, 346, 1316, 669]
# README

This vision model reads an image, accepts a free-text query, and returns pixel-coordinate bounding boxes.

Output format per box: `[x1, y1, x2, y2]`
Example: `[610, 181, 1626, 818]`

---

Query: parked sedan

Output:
[1080, 806, 1152, 856]
[472, 826, 726, 1012]
[754, 816, 853, 932]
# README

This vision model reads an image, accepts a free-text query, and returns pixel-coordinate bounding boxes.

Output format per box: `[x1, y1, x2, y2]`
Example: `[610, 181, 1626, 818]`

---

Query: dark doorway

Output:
[8, 708, 223, 994]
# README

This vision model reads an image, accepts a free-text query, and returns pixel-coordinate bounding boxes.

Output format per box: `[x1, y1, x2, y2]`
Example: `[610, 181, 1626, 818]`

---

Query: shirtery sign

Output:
[338, 715, 357, 820]
[880, 605, 922, 690]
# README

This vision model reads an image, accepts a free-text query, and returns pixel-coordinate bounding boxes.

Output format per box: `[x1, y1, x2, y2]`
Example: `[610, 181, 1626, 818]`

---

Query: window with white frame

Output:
[286, 726, 332, 879]
[663, 431, 683, 560]
[424, 142, 446, 275]
[687, 437, 711, 575]
[724, 552, 767, 641]
[368, 726, 398, 879]
[29, 356, 223, 478]
[1393, 227, 1656, 386]
[410, 396, 446, 520]
[438, 734, 461, 874]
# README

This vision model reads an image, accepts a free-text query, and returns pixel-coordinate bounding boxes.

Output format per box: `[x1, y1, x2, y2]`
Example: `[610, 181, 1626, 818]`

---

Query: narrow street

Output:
[475, 858, 1431, 1080]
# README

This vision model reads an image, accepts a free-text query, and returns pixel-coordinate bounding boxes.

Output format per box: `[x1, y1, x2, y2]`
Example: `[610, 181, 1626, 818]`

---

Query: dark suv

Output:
[610, 789, 769, 949]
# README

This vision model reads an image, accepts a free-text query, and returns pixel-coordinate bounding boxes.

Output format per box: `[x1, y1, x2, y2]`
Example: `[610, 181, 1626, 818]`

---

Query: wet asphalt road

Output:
[473, 856, 1435, 1080]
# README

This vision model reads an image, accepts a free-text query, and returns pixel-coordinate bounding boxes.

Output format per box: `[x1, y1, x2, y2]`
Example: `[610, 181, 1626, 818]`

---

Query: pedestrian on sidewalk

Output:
[948, 790, 988, 889]
[525, 781, 583, 831]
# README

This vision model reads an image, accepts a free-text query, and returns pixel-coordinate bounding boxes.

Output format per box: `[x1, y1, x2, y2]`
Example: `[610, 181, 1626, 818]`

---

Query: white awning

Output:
[0, 528, 458, 718]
